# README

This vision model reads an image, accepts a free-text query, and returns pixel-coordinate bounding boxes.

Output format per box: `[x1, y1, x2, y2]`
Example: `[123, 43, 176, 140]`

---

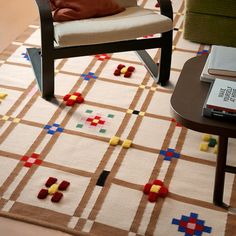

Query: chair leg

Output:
[136, 50, 158, 81]
[136, 30, 172, 86]
[158, 30, 173, 86]
[27, 48, 54, 99]
[41, 54, 54, 99]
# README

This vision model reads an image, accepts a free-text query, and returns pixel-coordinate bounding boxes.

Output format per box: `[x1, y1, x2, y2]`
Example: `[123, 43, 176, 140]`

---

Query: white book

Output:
[205, 78, 236, 113]
[200, 54, 232, 83]
[208, 45, 236, 77]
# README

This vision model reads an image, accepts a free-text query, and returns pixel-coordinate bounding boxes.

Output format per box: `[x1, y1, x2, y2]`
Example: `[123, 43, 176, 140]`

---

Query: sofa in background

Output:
[183, 0, 236, 47]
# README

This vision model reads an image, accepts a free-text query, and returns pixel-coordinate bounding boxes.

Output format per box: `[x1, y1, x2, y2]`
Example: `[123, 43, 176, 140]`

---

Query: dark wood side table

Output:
[170, 55, 236, 207]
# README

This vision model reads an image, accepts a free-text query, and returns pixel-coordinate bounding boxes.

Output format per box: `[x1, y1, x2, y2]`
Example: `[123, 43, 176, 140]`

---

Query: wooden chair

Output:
[27, 0, 173, 99]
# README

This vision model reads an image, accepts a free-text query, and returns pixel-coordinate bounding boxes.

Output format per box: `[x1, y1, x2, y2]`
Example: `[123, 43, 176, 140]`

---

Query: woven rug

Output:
[0, 0, 236, 235]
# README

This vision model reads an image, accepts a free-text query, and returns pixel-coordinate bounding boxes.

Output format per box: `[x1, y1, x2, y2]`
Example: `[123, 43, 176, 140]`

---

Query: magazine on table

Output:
[208, 45, 236, 77]
[200, 55, 233, 83]
[202, 78, 236, 120]
[200, 45, 236, 83]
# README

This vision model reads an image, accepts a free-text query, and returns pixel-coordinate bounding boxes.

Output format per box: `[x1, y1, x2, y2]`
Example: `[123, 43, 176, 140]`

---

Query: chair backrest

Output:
[114, 0, 137, 7]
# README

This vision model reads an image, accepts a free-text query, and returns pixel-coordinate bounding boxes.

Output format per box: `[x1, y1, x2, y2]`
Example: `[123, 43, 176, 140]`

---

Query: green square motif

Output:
[107, 114, 114, 118]
[85, 109, 93, 114]
[99, 129, 106, 133]
[76, 124, 83, 128]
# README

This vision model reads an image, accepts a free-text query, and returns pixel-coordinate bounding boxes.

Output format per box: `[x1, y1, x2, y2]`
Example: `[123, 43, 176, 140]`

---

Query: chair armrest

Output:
[158, 0, 173, 21]
[34, 0, 54, 50]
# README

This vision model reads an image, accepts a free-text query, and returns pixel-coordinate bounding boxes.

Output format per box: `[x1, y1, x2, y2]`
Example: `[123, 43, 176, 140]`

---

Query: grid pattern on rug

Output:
[0, 0, 236, 235]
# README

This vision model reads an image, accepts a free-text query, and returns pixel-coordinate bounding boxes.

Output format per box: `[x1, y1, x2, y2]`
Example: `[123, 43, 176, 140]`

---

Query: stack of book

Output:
[203, 78, 236, 121]
[200, 45, 236, 83]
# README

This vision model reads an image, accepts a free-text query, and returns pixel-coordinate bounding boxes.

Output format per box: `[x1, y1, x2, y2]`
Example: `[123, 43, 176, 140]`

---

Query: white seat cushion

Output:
[53, 6, 173, 47]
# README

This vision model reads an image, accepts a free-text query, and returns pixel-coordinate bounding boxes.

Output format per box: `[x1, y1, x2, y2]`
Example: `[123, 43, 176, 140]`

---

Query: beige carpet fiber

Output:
[0, 0, 236, 235]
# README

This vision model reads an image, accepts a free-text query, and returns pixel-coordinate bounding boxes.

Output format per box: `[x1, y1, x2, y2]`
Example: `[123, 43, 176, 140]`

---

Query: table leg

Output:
[213, 136, 228, 206]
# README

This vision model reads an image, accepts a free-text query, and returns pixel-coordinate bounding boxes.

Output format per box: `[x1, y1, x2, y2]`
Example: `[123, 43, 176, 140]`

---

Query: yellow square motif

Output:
[126, 109, 133, 114]
[2, 116, 9, 121]
[139, 85, 146, 89]
[150, 185, 161, 193]
[70, 95, 77, 100]
[139, 111, 145, 116]
[150, 87, 157, 91]
[109, 136, 120, 146]
[122, 139, 132, 148]
[120, 67, 128, 74]
[200, 142, 208, 152]
[13, 118, 21, 123]
[93, 119, 99, 124]
[48, 184, 59, 195]
[202, 134, 211, 142]
[0, 93, 8, 99]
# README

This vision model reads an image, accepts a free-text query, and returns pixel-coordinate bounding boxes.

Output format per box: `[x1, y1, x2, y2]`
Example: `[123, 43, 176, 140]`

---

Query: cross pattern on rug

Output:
[81, 72, 97, 81]
[172, 212, 212, 236]
[159, 148, 180, 161]
[76, 109, 114, 134]
[44, 123, 64, 135]
[21, 153, 42, 167]
[95, 54, 111, 61]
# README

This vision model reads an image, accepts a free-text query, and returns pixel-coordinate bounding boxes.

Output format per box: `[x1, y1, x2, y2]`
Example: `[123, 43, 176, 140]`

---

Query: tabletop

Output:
[170, 55, 236, 138]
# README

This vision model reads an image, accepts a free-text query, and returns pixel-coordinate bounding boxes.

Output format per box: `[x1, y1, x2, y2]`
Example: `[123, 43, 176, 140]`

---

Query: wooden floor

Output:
[0, 0, 38, 52]
[0, 2, 72, 235]
[0, 217, 72, 236]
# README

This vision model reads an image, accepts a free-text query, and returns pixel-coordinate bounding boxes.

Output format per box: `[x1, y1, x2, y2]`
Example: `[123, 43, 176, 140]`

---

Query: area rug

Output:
[0, 0, 236, 235]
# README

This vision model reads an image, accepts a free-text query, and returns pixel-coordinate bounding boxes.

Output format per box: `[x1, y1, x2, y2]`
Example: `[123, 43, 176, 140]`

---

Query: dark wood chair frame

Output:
[27, 0, 173, 100]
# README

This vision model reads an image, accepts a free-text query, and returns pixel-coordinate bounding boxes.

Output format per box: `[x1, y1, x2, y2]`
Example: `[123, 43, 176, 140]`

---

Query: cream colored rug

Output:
[0, 0, 236, 235]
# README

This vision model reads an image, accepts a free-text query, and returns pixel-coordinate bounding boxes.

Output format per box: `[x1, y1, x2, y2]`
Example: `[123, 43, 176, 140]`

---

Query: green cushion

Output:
[186, 0, 236, 18]
[183, 12, 236, 47]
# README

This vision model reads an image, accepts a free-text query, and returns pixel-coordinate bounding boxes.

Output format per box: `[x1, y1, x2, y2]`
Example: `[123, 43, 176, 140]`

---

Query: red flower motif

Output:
[113, 64, 135, 78]
[143, 179, 168, 202]
[21, 153, 42, 168]
[63, 92, 84, 106]
[37, 177, 70, 203]
[95, 54, 111, 61]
